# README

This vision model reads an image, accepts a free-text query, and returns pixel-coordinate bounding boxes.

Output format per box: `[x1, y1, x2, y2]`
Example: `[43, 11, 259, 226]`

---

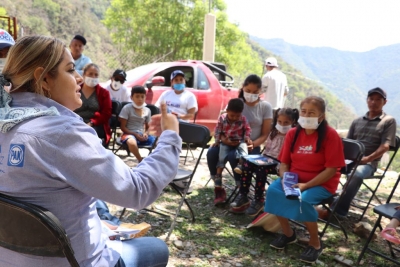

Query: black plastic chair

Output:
[0, 193, 79, 267]
[353, 135, 400, 221]
[114, 103, 160, 156]
[180, 111, 198, 165]
[317, 138, 365, 239]
[357, 174, 400, 265]
[109, 100, 122, 152]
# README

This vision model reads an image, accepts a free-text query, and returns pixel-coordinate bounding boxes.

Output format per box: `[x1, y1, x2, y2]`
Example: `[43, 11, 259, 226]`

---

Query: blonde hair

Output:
[2, 35, 65, 96]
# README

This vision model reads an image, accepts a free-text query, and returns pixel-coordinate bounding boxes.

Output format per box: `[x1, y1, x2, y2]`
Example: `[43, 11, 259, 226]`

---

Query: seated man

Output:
[323, 87, 397, 218]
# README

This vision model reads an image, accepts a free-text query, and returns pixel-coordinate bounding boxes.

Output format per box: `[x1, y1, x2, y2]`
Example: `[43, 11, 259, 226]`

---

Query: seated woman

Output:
[74, 63, 112, 147]
[207, 74, 273, 205]
[0, 35, 180, 267]
[264, 96, 345, 264]
[230, 107, 299, 216]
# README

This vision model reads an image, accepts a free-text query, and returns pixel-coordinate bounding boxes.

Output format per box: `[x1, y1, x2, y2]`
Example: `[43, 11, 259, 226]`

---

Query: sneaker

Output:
[299, 244, 324, 263]
[234, 164, 243, 174]
[214, 187, 226, 206]
[118, 222, 151, 239]
[229, 194, 250, 213]
[270, 229, 297, 249]
[245, 200, 264, 217]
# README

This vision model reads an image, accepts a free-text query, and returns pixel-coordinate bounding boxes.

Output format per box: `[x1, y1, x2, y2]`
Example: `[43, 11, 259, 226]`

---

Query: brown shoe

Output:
[119, 222, 151, 238]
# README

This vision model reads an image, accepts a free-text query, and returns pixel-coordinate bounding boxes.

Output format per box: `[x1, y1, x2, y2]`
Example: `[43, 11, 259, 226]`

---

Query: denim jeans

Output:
[334, 164, 375, 216]
[96, 199, 121, 225]
[207, 145, 261, 183]
[217, 142, 248, 168]
[115, 237, 169, 267]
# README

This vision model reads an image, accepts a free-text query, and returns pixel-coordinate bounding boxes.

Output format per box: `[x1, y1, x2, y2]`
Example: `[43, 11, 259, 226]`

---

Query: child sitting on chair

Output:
[119, 85, 156, 162]
[230, 107, 299, 216]
[212, 98, 252, 189]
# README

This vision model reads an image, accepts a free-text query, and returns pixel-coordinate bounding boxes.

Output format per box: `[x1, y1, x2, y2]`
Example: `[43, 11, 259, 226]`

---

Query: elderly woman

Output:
[265, 96, 345, 264]
[0, 35, 180, 267]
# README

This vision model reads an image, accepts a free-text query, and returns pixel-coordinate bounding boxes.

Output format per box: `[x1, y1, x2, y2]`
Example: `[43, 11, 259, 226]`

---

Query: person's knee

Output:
[127, 138, 138, 146]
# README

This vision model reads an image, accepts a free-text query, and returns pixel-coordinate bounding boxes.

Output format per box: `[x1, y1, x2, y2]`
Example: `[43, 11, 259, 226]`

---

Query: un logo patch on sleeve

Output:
[8, 144, 25, 167]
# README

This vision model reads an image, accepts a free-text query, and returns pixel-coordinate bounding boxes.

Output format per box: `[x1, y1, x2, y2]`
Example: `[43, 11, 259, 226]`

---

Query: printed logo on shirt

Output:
[8, 144, 25, 167]
[298, 145, 313, 154]
[166, 101, 181, 108]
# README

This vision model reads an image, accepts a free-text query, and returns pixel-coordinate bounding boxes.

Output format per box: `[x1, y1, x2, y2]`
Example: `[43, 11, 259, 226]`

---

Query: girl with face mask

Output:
[74, 63, 112, 147]
[264, 96, 345, 264]
[208, 74, 274, 206]
[230, 107, 299, 216]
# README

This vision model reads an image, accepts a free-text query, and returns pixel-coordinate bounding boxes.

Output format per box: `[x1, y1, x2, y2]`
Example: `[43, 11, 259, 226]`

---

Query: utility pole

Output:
[202, 0, 216, 62]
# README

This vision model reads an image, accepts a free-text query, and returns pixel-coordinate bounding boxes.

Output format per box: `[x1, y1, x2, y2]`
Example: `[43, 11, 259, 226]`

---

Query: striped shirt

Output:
[347, 111, 396, 169]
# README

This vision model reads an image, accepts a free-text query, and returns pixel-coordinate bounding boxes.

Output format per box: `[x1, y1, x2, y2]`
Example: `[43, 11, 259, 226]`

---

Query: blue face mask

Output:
[173, 83, 185, 91]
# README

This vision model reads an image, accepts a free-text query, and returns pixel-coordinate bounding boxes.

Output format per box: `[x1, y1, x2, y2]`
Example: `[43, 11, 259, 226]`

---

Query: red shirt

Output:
[278, 126, 345, 194]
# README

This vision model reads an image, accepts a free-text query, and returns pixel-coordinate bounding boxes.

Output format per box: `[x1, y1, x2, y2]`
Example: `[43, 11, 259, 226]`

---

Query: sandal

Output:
[380, 228, 400, 244]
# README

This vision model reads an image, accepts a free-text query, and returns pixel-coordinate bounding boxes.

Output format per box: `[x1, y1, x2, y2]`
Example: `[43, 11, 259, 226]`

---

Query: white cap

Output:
[0, 29, 15, 50]
[265, 57, 278, 67]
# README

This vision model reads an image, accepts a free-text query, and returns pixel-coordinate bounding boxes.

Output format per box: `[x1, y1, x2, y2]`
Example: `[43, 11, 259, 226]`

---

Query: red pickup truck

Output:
[120, 60, 239, 134]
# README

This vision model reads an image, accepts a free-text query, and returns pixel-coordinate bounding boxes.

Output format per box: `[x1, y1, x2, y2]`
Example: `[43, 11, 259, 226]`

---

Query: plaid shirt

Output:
[214, 113, 251, 141]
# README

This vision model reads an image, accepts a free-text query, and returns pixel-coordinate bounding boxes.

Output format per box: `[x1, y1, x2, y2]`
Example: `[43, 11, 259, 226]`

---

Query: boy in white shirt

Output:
[155, 70, 198, 120]
[119, 86, 155, 162]
[106, 69, 131, 102]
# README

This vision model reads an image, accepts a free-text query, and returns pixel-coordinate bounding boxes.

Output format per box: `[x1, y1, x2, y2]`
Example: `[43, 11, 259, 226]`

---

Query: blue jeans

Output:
[115, 237, 169, 267]
[334, 164, 375, 216]
[217, 143, 248, 168]
[96, 199, 121, 225]
[207, 145, 261, 183]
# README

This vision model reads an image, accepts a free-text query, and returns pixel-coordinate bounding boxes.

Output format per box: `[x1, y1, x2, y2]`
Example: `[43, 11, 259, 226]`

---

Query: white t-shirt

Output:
[106, 84, 131, 102]
[155, 89, 198, 115]
[262, 69, 289, 109]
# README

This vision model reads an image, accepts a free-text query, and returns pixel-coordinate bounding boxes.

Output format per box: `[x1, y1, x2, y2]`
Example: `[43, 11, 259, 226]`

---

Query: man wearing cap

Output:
[0, 28, 15, 74]
[320, 87, 397, 218]
[155, 70, 198, 121]
[106, 69, 131, 102]
[69, 35, 92, 76]
[261, 57, 289, 109]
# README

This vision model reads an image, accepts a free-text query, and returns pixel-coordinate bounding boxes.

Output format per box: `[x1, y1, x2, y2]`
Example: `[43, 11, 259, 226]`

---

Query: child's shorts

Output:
[121, 133, 156, 146]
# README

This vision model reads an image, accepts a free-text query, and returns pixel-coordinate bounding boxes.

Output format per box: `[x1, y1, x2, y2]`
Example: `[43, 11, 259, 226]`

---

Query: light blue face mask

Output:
[173, 83, 185, 91]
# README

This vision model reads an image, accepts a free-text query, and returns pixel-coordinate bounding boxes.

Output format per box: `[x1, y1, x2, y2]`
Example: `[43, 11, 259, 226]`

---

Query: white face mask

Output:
[111, 80, 122, 90]
[132, 102, 145, 109]
[84, 77, 99, 87]
[276, 124, 292, 134]
[298, 116, 322, 130]
[243, 92, 259, 103]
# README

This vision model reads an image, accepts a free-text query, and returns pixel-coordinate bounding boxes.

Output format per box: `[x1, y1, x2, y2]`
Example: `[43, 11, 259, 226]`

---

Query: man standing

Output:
[331, 87, 397, 217]
[69, 35, 92, 76]
[262, 57, 289, 109]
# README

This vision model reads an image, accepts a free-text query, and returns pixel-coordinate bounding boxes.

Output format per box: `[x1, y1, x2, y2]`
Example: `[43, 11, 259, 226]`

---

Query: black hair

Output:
[238, 74, 262, 101]
[131, 85, 146, 97]
[72, 35, 87, 45]
[290, 96, 327, 153]
[270, 107, 300, 140]
[226, 98, 244, 113]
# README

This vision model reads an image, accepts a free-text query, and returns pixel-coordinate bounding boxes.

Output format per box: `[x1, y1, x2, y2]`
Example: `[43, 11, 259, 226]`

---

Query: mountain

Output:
[251, 37, 400, 122]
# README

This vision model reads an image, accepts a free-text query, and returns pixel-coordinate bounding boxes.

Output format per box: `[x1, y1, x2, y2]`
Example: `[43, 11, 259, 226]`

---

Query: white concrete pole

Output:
[202, 13, 216, 62]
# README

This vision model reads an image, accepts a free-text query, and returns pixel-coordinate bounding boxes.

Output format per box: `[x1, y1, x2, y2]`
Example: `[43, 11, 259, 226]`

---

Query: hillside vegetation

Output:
[1, 0, 354, 128]
[252, 37, 400, 123]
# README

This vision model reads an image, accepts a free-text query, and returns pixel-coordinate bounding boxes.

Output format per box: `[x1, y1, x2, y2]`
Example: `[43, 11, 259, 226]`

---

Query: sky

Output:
[224, 0, 400, 52]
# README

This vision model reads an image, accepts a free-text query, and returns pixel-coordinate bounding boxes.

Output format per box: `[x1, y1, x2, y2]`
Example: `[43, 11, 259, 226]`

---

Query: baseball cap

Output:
[368, 87, 386, 99]
[265, 57, 278, 67]
[112, 69, 127, 82]
[72, 35, 87, 46]
[0, 29, 15, 50]
[170, 70, 185, 81]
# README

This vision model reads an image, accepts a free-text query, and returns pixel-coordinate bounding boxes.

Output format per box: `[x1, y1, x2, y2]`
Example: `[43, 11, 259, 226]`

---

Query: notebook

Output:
[283, 172, 301, 200]
[243, 154, 279, 166]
